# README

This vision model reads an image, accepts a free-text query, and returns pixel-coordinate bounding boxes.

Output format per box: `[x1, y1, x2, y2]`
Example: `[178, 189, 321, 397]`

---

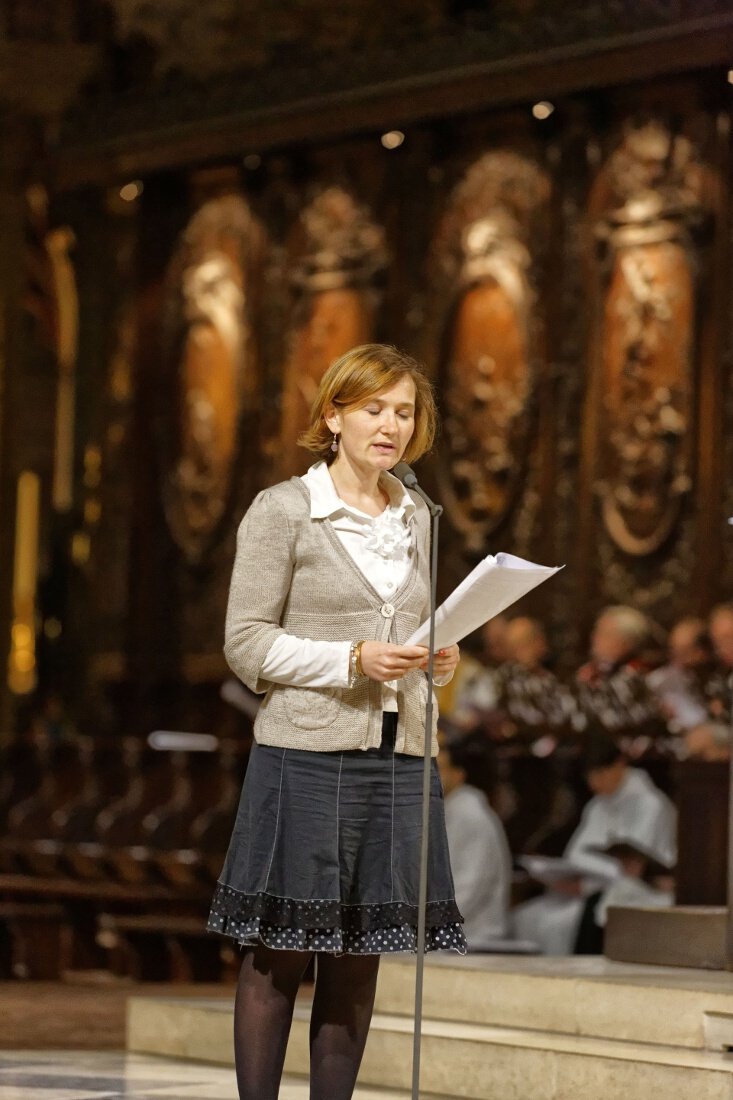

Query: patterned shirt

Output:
[499, 663, 579, 733]
[575, 659, 663, 735]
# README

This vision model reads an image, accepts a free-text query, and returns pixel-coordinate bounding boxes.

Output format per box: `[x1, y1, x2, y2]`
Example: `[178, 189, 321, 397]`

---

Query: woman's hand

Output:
[359, 642, 429, 682]
[420, 644, 460, 679]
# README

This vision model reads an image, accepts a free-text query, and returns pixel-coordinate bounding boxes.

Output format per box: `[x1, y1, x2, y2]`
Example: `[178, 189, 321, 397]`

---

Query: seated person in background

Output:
[437, 733, 512, 949]
[646, 617, 715, 735]
[684, 725, 730, 761]
[575, 606, 664, 740]
[438, 615, 509, 733]
[684, 604, 733, 760]
[511, 731, 676, 954]
[586, 840, 675, 946]
[497, 617, 579, 743]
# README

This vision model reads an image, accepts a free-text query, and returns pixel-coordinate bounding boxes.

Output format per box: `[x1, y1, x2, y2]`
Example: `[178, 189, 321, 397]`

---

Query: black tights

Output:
[234, 943, 380, 1100]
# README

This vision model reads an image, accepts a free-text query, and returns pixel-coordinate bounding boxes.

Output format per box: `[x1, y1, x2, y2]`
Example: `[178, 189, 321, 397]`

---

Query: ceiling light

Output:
[532, 101, 555, 120]
[381, 130, 405, 150]
[119, 180, 143, 202]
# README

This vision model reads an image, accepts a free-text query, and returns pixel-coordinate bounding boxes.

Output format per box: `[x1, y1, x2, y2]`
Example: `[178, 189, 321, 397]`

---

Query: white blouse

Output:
[260, 461, 449, 710]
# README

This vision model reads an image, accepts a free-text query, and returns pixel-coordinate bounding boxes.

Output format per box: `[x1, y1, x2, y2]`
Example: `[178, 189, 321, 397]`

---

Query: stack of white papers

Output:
[406, 552, 563, 650]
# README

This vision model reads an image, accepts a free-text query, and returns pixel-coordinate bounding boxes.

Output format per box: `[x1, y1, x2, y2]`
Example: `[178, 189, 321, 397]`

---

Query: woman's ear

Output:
[323, 403, 341, 435]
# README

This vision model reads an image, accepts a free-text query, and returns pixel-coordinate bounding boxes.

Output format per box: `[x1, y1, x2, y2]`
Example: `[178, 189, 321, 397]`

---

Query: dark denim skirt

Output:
[208, 714, 466, 955]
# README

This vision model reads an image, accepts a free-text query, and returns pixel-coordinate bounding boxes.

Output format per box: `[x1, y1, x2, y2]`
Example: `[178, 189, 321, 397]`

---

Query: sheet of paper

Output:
[405, 552, 563, 650]
[518, 855, 616, 887]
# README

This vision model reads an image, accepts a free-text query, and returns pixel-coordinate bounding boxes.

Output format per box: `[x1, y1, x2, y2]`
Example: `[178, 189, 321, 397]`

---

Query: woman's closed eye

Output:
[367, 407, 413, 420]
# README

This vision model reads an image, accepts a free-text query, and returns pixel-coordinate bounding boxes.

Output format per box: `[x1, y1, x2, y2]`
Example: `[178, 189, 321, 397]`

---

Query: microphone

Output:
[393, 462, 443, 517]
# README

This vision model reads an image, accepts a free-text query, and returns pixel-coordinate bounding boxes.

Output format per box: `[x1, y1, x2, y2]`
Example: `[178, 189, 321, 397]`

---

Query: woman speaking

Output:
[208, 343, 465, 1100]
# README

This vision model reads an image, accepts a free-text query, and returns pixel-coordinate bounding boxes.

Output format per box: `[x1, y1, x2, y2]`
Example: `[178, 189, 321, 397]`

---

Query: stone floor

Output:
[0, 1050, 400, 1100]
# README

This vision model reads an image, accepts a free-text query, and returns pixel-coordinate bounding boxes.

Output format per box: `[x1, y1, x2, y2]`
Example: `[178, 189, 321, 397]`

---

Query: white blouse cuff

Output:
[261, 635, 351, 689]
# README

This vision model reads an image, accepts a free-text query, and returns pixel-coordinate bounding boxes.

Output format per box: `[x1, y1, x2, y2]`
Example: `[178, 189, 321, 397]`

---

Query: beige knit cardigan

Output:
[223, 477, 438, 756]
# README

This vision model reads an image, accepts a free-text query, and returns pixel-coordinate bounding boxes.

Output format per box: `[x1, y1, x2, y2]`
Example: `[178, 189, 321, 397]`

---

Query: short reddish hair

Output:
[298, 343, 437, 464]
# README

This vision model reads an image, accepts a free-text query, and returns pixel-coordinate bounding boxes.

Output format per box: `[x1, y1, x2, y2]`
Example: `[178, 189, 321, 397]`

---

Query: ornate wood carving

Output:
[97, 1, 724, 87]
[590, 119, 709, 557]
[431, 151, 550, 554]
[161, 193, 264, 563]
[277, 186, 387, 479]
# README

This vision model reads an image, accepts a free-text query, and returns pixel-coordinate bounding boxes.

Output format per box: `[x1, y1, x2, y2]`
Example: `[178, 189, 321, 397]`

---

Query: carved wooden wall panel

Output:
[161, 193, 264, 563]
[580, 106, 720, 631]
[590, 120, 706, 557]
[277, 186, 387, 479]
[430, 151, 550, 556]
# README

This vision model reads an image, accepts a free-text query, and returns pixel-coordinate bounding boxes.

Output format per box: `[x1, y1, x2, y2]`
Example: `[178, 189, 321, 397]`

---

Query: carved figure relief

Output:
[591, 120, 707, 556]
[163, 193, 263, 562]
[431, 152, 549, 553]
[277, 186, 387, 478]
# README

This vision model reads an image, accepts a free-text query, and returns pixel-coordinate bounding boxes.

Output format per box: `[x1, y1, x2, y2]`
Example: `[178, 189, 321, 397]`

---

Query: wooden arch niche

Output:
[276, 186, 388, 480]
[430, 150, 551, 558]
[160, 191, 265, 566]
[581, 112, 717, 617]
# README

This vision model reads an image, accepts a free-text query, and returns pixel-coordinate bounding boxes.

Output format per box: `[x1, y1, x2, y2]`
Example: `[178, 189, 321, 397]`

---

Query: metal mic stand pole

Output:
[411, 496, 442, 1100]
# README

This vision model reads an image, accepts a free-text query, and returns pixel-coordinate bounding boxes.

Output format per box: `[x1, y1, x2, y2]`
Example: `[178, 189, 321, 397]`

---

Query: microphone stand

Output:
[406, 481, 443, 1100]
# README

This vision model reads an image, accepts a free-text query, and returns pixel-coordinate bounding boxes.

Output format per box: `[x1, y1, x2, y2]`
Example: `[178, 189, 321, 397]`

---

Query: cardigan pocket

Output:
[278, 685, 342, 730]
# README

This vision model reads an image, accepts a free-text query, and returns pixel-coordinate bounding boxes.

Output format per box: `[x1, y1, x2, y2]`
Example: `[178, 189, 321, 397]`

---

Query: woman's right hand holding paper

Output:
[359, 642, 429, 682]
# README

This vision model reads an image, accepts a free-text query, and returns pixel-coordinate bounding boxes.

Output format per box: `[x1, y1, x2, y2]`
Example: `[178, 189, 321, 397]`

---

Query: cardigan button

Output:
[380, 602, 395, 618]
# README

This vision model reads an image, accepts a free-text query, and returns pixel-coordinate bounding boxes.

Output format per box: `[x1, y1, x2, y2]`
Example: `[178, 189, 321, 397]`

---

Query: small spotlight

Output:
[243, 153, 262, 170]
[119, 180, 143, 202]
[381, 130, 405, 150]
[532, 101, 555, 120]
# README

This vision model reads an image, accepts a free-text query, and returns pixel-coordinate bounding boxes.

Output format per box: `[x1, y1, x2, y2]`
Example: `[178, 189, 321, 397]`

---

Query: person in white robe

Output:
[592, 840, 675, 931]
[512, 732, 676, 954]
[438, 734, 512, 948]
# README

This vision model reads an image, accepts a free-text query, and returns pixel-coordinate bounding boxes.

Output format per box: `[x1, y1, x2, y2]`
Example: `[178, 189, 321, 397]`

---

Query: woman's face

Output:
[326, 375, 416, 473]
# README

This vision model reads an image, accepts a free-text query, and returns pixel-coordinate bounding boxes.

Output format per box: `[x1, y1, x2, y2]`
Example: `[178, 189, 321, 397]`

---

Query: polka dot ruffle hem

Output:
[207, 883, 467, 956]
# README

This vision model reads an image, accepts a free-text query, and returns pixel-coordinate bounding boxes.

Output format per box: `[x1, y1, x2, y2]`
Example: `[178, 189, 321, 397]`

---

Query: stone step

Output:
[374, 955, 733, 1050]
[605, 905, 728, 969]
[127, 994, 733, 1100]
[289, 1007, 733, 1100]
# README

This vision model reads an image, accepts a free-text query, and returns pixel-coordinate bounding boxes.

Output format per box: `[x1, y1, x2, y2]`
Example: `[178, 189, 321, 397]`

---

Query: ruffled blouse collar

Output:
[302, 462, 415, 561]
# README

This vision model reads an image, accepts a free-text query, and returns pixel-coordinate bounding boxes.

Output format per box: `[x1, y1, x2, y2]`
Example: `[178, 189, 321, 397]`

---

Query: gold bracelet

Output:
[348, 640, 367, 687]
[355, 640, 365, 678]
